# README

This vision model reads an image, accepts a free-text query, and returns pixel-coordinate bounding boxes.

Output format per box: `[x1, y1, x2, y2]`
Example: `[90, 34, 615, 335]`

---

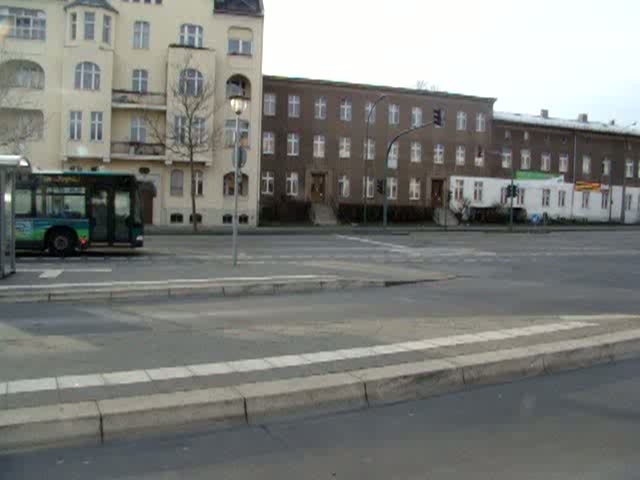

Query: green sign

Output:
[515, 171, 555, 180]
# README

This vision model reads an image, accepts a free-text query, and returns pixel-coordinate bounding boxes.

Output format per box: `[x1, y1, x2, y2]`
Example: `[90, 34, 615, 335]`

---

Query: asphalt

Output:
[4, 358, 640, 479]
[2, 231, 639, 381]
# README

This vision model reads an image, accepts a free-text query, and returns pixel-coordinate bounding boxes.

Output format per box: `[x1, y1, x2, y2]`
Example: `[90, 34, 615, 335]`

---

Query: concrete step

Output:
[311, 203, 338, 226]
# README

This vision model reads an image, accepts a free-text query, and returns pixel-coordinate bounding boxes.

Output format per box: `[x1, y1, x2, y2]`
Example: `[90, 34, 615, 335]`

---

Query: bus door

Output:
[90, 184, 133, 245]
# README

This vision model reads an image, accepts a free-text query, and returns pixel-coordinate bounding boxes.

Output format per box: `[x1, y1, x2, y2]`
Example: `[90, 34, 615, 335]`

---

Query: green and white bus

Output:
[15, 171, 144, 255]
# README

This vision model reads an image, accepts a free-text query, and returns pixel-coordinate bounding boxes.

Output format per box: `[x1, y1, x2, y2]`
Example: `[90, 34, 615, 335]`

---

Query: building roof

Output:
[264, 75, 497, 104]
[214, 0, 263, 16]
[65, 0, 118, 13]
[494, 111, 640, 138]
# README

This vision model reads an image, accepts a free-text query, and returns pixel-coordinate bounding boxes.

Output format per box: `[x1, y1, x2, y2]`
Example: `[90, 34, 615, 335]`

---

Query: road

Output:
[4, 358, 640, 479]
[2, 231, 640, 380]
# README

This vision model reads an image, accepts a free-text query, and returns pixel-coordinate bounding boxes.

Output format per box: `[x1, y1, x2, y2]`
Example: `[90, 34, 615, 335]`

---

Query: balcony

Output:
[110, 142, 166, 161]
[111, 90, 167, 112]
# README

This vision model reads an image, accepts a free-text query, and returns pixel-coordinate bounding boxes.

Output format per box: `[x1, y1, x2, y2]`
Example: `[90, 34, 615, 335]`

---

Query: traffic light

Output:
[433, 108, 443, 127]
[506, 185, 520, 198]
[376, 179, 385, 194]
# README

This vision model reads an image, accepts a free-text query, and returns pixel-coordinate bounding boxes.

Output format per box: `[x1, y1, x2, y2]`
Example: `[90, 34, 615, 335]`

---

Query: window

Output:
[521, 149, 531, 170]
[409, 178, 421, 200]
[263, 93, 276, 116]
[411, 142, 422, 163]
[339, 137, 351, 159]
[340, 99, 352, 122]
[454, 179, 464, 201]
[228, 38, 252, 55]
[517, 188, 525, 205]
[223, 119, 249, 147]
[389, 104, 400, 125]
[193, 170, 204, 196]
[189, 214, 203, 225]
[558, 190, 566, 208]
[387, 177, 398, 200]
[435, 108, 446, 128]
[84, 12, 95, 40]
[638, 160, 640, 178]
[180, 24, 203, 47]
[505, 130, 511, 140]
[102, 15, 111, 44]
[625, 159, 634, 178]
[501, 148, 512, 169]
[1, 7, 46, 40]
[74, 62, 101, 90]
[170, 170, 184, 196]
[625, 193, 633, 211]
[286, 172, 299, 196]
[261, 171, 274, 195]
[313, 135, 325, 158]
[473, 181, 483, 202]
[581, 191, 590, 209]
[179, 69, 204, 96]
[542, 189, 550, 208]
[262, 132, 275, 155]
[365, 101, 376, 124]
[456, 111, 467, 131]
[541, 153, 551, 172]
[388, 143, 399, 169]
[524, 131, 530, 141]
[70, 13, 77, 40]
[411, 107, 423, 128]
[39, 186, 86, 219]
[223, 173, 247, 197]
[133, 21, 150, 49]
[476, 113, 486, 132]
[364, 138, 375, 160]
[315, 97, 327, 120]
[227, 77, 250, 99]
[602, 159, 611, 176]
[90, 112, 103, 141]
[475, 146, 485, 167]
[15, 64, 44, 89]
[222, 214, 233, 225]
[559, 154, 569, 173]
[130, 117, 147, 143]
[288, 95, 300, 118]
[132, 69, 148, 93]
[287, 133, 299, 156]
[601, 190, 610, 210]
[582, 155, 591, 175]
[338, 175, 350, 198]
[456, 146, 466, 166]
[363, 177, 374, 199]
[69, 111, 82, 140]
[434, 144, 445, 164]
[500, 187, 508, 204]
[170, 213, 183, 224]
[15, 189, 32, 216]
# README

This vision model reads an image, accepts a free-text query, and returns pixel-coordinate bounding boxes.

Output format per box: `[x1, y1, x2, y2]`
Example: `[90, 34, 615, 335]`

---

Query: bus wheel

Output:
[48, 230, 76, 257]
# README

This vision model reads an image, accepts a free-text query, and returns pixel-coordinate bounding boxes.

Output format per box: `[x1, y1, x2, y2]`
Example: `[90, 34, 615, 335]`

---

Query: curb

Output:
[4, 329, 639, 451]
[0, 277, 392, 304]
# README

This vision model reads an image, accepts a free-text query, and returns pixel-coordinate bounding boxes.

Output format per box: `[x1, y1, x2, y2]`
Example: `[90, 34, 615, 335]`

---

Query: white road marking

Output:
[1, 321, 598, 393]
[335, 235, 415, 252]
[17, 268, 113, 280]
[39, 270, 64, 279]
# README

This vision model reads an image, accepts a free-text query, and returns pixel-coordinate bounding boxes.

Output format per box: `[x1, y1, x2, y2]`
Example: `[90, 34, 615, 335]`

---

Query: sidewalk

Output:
[146, 223, 640, 236]
[3, 314, 640, 449]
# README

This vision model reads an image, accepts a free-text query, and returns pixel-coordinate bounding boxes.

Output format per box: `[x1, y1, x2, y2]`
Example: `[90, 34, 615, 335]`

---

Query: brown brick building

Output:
[258, 76, 640, 224]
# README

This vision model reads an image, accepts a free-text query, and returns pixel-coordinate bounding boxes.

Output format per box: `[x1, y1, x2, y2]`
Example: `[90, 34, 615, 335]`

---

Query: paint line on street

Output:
[2, 321, 596, 394]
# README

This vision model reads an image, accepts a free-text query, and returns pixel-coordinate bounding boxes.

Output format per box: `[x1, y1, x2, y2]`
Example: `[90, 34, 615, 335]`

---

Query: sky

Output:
[262, 0, 640, 126]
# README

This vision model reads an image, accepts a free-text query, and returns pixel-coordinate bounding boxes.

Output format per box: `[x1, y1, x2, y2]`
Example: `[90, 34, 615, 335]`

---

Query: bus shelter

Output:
[0, 155, 30, 278]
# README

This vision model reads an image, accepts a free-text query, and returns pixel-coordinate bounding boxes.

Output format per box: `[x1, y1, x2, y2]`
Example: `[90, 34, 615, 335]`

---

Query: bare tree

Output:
[415, 79, 441, 92]
[146, 53, 221, 232]
[0, 44, 46, 155]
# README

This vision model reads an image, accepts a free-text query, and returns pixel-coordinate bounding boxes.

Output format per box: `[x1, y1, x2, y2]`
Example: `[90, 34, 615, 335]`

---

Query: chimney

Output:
[578, 113, 589, 123]
[540, 109, 549, 119]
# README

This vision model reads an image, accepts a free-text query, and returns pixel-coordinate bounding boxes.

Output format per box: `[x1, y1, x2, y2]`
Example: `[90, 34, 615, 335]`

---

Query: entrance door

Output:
[90, 187, 110, 243]
[431, 179, 444, 208]
[310, 174, 325, 203]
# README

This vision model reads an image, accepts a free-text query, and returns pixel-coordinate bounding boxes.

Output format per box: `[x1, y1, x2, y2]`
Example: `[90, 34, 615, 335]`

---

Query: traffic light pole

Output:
[509, 161, 515, 232]
[363, 95, 387, 225]
[383, 121, 435, 227]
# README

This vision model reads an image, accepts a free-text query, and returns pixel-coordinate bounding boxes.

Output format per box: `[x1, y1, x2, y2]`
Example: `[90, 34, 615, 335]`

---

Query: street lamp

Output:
[229, 94, 249, 267]
[363, 95, 387, 225]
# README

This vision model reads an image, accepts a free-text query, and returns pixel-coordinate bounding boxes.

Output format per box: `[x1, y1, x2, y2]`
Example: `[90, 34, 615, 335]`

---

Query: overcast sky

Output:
[262, 0, 640, 126]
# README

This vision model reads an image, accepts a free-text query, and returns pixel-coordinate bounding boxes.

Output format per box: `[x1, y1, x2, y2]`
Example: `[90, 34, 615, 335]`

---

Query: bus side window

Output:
[15, 189, 32, 217]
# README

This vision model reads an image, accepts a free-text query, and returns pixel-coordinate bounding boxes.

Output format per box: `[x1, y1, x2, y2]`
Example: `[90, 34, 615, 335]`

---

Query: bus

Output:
[15, 171, 144, 255]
